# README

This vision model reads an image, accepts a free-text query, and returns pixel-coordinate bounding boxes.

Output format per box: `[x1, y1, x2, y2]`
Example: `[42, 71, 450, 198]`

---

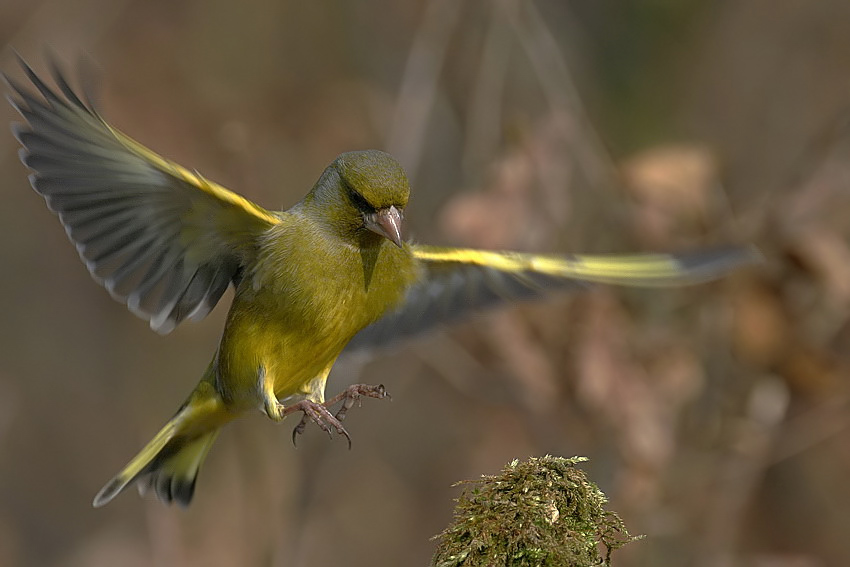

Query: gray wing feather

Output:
[346, 263, 583, 352]
[6, 59, 257, 333]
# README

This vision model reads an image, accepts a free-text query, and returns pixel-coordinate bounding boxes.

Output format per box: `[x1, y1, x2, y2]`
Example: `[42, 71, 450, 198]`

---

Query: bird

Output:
[5, 57, 758, 508]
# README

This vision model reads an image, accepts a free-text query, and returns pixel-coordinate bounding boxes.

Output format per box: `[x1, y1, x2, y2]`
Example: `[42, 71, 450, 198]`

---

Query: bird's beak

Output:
[365, 205, 404, 248]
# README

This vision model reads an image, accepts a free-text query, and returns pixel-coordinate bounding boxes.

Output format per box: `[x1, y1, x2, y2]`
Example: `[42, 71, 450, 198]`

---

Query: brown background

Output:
[2, 1, 850, 566]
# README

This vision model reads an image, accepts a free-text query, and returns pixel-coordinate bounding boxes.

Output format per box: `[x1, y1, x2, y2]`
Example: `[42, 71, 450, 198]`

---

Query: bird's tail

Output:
[92, 378, 231, 508]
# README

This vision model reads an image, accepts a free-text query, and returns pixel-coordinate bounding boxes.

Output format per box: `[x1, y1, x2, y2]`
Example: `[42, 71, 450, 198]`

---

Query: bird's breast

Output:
[215, 221, 417, 407]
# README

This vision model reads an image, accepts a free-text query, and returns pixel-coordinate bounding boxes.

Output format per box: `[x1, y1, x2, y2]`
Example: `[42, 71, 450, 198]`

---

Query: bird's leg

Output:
[280, 364, 357, 447]
[323, 383, 391, 422]
[283, 400, 352, 448]
[258, 366, 337, 443]
[289, 384, 391, 448]
[258, 365, 285, 422]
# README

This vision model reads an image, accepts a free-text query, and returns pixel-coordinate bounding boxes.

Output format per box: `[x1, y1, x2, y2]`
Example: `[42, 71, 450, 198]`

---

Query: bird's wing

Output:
[6, 58, 280, 333]
[346, 244, 758, 351]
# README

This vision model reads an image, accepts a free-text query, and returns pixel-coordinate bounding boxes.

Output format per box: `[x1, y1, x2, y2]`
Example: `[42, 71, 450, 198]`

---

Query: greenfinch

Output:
[6, 59, 757, 508]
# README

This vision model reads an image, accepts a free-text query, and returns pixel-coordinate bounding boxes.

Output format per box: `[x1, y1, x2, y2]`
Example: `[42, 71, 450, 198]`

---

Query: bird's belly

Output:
[214, 298, 361, 411]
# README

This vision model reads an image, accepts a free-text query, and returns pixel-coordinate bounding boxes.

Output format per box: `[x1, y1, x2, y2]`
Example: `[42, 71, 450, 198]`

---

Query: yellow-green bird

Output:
[6, 59, 757, 508]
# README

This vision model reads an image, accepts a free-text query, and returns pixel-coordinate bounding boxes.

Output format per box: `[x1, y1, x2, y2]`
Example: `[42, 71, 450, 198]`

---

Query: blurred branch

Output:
[461, 0, 515, 179]
[505, 1, 617, 192]
[771, 394, 850, 465]
[696, 377, 789, 567]
[387, 0, 465, 183]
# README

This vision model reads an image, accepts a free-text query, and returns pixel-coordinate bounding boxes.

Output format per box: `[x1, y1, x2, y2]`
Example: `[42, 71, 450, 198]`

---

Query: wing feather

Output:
[347, 244, 759, 351]
[7, 57, 280, 333]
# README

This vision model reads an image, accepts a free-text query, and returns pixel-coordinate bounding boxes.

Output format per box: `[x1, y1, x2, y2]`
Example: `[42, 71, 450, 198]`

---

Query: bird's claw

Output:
[285, 399, 352, 449]
[329, 383, 391, 422]
[286, 384, 390, 449]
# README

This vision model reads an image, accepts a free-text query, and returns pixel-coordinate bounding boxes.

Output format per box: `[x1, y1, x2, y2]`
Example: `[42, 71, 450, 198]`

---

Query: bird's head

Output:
[308, 150, 410, 247]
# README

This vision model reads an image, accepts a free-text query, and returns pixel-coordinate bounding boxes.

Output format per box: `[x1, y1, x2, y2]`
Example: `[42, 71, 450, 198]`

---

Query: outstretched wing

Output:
[6, 58, 280, 333]
[346, 244, 759, 351]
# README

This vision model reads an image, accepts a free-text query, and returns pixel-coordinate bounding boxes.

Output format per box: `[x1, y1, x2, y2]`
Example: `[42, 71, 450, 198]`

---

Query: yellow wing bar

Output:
[106, 125, 280, 226]
[412, 245, 760, 286]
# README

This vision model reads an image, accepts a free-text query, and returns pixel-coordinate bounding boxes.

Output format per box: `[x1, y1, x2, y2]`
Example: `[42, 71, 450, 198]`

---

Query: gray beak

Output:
[365, 205, 404, 248]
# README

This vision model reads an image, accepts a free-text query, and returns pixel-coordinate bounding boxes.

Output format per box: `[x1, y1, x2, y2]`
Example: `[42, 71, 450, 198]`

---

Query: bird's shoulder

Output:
[248, 209, 347, 284]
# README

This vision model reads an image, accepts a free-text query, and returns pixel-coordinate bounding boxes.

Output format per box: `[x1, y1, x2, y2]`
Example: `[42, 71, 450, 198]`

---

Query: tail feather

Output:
[137, 430, 220, 506]
[92, 413, 183, 507]
[93, 387, 228, 508]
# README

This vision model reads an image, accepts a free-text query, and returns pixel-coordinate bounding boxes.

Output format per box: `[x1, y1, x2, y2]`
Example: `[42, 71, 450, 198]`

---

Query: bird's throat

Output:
[358, 231, 384, 291]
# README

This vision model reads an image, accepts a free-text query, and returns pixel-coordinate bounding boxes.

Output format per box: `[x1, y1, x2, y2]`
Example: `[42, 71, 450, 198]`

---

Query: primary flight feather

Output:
[6, 58, 758, 507]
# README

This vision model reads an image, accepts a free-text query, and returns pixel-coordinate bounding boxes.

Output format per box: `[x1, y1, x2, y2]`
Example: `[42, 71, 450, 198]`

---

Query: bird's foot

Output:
[289, 384, 390, 449]
[325, 383, 391, 423]
[284, 400, 351, 448]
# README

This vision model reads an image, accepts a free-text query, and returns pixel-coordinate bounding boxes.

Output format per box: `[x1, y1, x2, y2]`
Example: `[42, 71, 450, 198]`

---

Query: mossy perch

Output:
[432, 456, 641, 567]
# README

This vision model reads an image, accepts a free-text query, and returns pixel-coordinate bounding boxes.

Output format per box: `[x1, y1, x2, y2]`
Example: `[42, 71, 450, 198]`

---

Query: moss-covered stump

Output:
[432, 456, 640, 567]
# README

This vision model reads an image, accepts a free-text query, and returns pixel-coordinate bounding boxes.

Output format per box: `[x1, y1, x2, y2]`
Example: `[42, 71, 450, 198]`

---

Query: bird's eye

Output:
[345, 184, 374, 213]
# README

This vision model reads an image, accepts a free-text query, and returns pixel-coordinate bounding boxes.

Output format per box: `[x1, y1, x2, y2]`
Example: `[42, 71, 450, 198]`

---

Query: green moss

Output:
[432, 456, 641, 567]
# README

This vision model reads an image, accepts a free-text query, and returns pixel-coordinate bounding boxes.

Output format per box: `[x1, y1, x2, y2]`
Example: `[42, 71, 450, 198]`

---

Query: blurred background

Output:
[1, 1, 850, 565]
